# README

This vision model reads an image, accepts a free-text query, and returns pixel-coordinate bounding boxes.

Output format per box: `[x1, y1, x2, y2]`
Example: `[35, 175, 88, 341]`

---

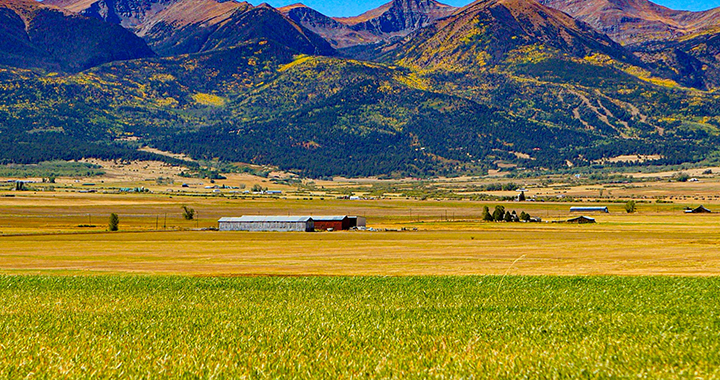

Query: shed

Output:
[685, 205, 712, 213]
[218, 216, 314, 232]
[565, 216, 596, 224]
[312, 216, 351, 231]
[348, 216, 366, 228]
[570, 206, 609, 213]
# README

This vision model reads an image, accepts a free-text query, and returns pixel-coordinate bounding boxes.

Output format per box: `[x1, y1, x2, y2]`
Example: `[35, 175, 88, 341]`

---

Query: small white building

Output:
[218, 216, 314, 232]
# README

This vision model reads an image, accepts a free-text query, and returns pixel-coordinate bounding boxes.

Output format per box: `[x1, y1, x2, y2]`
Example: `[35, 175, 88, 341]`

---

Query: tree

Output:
[14, 181, 24, 191]
[482, 206, 493, 221]
[520, 211, 530, 221]
[182, 205, 195, 220]
[625, 200, 637, 213]
[251, 184, 264, 192]
[504, 211, 513, 222]
[518, 191, 526, 201]
[492, 205, 505, 221]
[673, 172, 690, 182]
[109, 213, 119, 231]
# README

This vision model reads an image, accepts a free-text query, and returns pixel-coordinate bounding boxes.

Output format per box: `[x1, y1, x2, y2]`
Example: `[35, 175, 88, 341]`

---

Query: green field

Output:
[1, 276, 719, 378]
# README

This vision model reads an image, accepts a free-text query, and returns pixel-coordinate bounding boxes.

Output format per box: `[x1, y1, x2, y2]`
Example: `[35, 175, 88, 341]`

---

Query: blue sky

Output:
[261, 0, 720, 17]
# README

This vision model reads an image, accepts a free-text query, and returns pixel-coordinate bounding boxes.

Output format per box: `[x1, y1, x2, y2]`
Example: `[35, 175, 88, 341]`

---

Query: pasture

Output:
[1, 276, 719, 378]
[2, 168, 720, 377]
[0, 191, 720, 276]
[0, 191, 718, 275]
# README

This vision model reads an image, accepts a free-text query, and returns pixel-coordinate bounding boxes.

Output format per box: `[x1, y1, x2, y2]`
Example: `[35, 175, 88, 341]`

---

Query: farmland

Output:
[1, 187, 720, 276]
[1, 276, 719, 378]
[2, 162, 720, 377]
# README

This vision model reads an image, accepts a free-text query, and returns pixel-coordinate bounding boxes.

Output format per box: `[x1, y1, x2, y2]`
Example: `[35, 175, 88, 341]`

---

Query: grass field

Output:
[2, 168, 720, 377]
[1, 276, 719, 378]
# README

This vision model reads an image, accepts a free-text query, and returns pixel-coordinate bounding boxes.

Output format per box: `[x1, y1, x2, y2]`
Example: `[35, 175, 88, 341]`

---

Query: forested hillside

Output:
[1, 0, 720, 177]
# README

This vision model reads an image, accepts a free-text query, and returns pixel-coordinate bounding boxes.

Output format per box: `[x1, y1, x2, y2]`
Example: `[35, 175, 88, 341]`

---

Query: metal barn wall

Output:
[219, 221, 314, 232]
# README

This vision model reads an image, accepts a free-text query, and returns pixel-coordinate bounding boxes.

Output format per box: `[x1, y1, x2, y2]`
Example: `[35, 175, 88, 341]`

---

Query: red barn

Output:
[312, 216, 351, 231]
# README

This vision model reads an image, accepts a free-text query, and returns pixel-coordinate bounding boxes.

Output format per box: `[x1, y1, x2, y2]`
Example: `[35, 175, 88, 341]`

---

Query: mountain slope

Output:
[386, 0, 632, 70]
[538, 0, 720, 45]
[0, 0, 154, 72]
[144, 3, 335, 56]
[47, 0, 335, 56]
[280, 0, 457, 49]
[279, 4, 378, 48]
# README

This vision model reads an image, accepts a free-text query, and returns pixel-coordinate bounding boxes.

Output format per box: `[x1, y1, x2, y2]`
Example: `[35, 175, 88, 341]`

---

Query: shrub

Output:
[625, 200, 637, 213]
[109, 213, 119, 231]
[182, 206, 195, 220]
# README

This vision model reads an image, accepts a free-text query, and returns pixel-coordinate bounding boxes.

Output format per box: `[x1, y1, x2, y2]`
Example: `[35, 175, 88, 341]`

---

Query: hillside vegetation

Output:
[2, 0, 720, 176]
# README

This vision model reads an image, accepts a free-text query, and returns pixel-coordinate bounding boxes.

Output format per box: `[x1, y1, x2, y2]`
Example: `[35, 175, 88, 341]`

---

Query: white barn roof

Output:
[219, 216, 313, 223]
[311, 215, 348, 221]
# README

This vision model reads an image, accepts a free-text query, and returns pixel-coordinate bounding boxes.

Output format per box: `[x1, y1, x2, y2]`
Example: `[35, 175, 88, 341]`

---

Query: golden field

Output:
[1, 183, 719, 276]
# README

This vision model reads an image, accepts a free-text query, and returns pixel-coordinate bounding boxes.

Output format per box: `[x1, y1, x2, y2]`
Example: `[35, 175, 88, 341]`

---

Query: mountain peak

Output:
[334, 0, 457, 36]
[387, 0, 628, 71]
[538, 0, 720, 45]
[0, 0, 154, 71]
[277, 3, 309, 12]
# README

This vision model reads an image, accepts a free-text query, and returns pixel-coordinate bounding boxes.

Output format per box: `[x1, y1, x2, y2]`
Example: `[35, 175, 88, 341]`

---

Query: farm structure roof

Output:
[685, 206, 712, 213]
[565, 216, 596, 224]
[219, 216, 313, 223]
[570, 206, 609, 213]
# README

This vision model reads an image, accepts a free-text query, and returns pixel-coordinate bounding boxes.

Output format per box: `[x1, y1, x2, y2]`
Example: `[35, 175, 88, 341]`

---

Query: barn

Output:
[565, 216, 596, 224]
[218, 216, 314, 232]
[312, 216, 351, 231]
[570, 206, 609, 213]
[685, 205, 712, 213]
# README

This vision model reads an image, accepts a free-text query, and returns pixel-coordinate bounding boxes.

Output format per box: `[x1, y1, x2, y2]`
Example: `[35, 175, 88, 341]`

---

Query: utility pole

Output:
[156, 215, 159, 230]
[163, 213, 167, 230]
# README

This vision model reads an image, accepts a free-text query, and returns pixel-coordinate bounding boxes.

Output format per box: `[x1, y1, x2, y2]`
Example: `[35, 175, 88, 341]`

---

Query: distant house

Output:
[565, 216, 596, 224]
[570, 206, 609, 213]
[685, 205, 712, 214]
[218, 216, 314, 232]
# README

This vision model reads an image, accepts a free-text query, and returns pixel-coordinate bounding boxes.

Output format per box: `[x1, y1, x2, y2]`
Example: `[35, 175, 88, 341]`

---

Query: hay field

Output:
[1, 192, 720, 276]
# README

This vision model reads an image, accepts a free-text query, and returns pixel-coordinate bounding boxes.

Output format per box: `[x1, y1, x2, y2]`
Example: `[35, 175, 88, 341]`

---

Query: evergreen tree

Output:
[109, 213, 119, 231]
[482, 206, 493, 221]
[492, 205, 505, 221]
[520, 211, 530, 221]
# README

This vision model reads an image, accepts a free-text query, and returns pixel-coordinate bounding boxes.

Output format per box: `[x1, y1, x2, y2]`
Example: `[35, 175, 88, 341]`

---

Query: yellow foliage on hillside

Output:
[150, 74, 176, 83]
[585, 53, 680, 88]
[505, 45, 553, 65]
[191, 93, 226, 106]
[278, 55, 314, 72]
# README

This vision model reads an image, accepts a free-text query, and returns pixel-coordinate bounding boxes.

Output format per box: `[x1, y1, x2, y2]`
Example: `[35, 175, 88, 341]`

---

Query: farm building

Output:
[312, 216, 351, 231]
[349, 216, 366, 228]
[685, 205, 712, 213]
[565, 216, 596, 224]
[218, 216, 314, 232]
[570, 206, 609, 213]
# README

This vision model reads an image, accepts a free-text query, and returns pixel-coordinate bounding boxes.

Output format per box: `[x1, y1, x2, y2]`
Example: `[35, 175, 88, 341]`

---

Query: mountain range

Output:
[1, 0, 720, 177]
